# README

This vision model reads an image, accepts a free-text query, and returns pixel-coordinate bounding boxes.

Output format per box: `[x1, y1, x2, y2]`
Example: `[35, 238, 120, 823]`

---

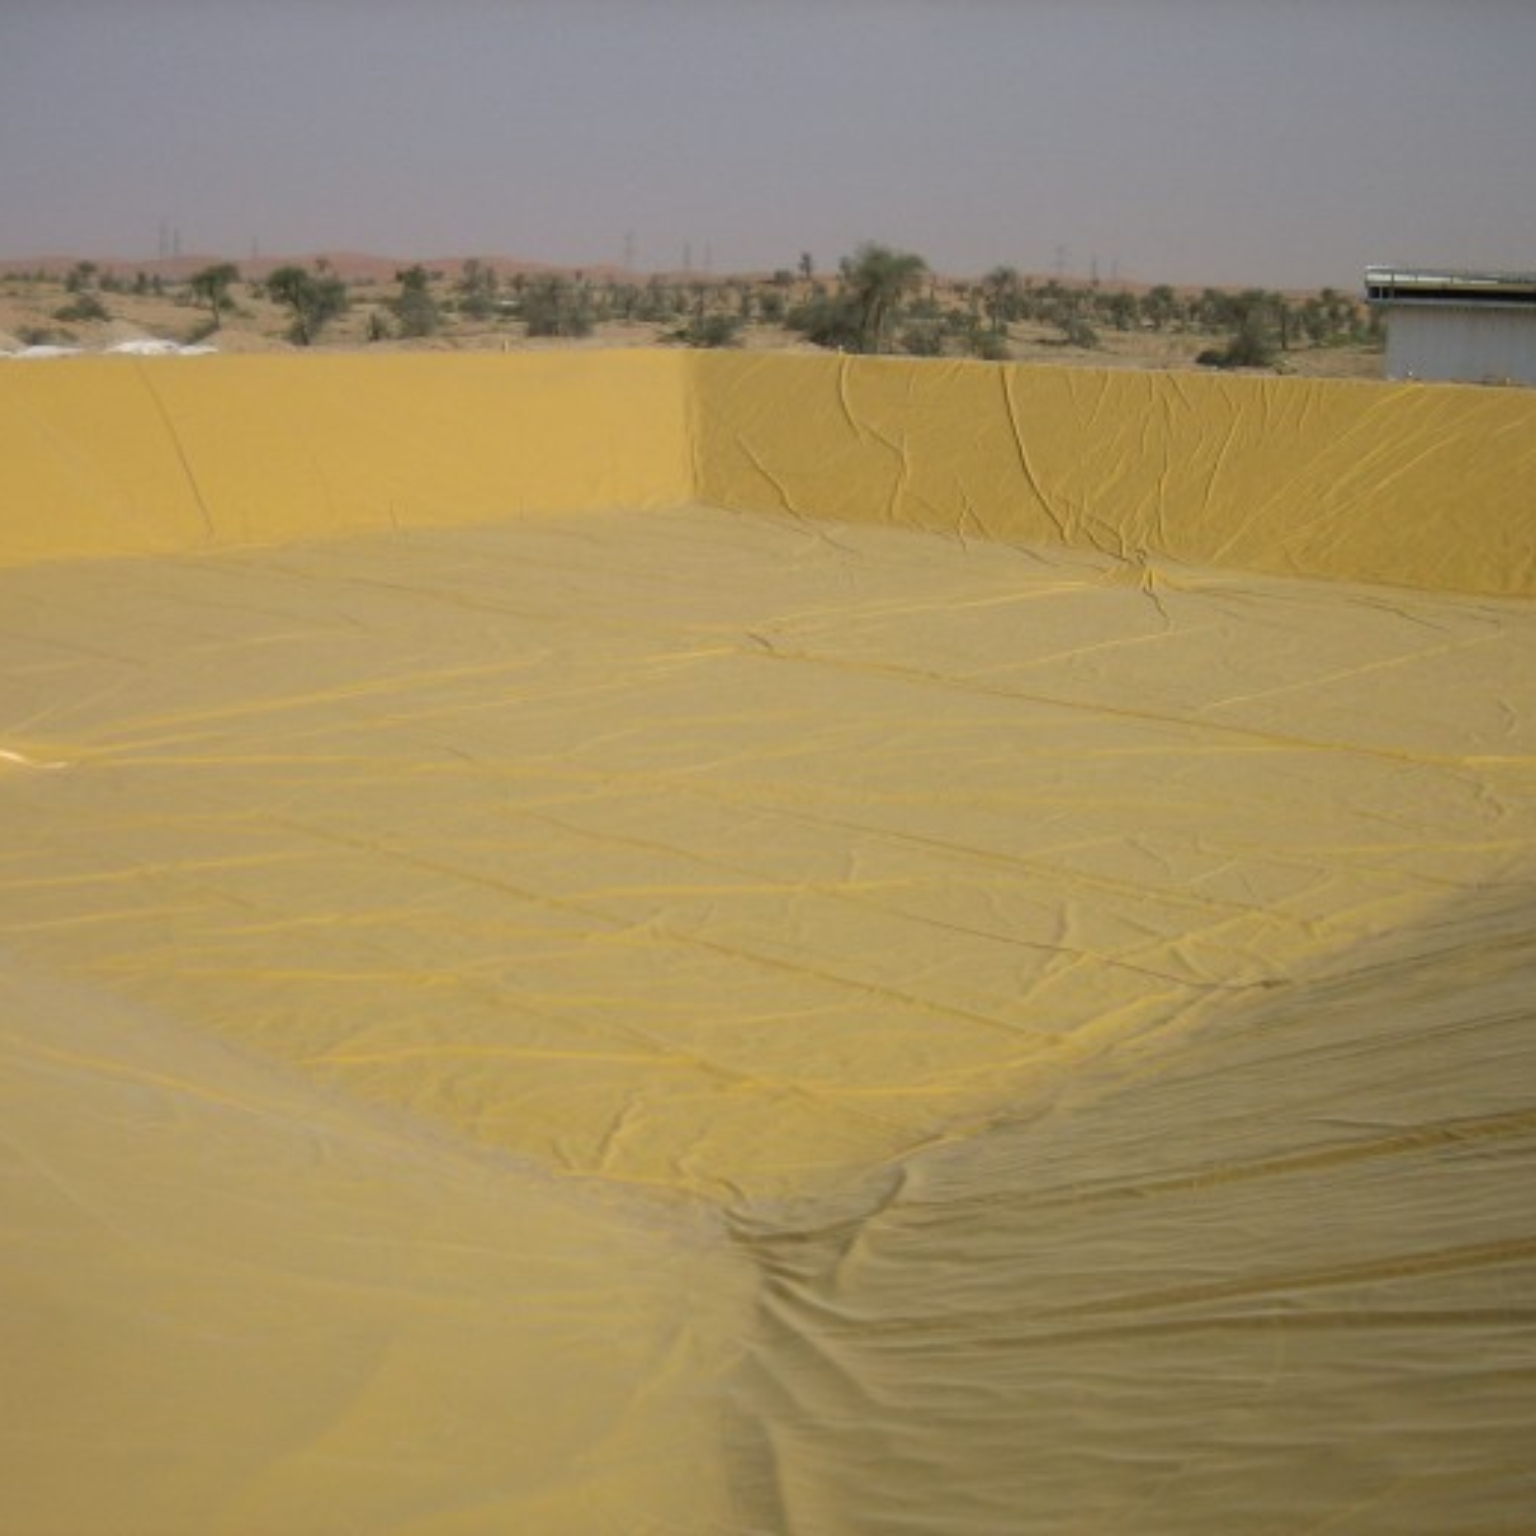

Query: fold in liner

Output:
[3, 354, 1534, 1533]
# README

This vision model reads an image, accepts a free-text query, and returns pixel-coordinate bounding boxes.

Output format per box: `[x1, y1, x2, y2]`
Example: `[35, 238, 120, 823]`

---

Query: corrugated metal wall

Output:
[1385, 306, 1536, 385]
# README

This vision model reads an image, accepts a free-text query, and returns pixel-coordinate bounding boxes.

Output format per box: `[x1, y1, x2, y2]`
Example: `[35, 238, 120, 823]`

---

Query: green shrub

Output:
[899, 320, 946, 357]
[392, 265, 441, 337]
[785, 291, 862, 351]
[1197, 316, 1279, 370]
[455, 259, 498, 321]
[1058, 314, 1100, 349]
[54, 293, 109, 323]
[521, 278, 594, 337]
[673, 312, 744, 349]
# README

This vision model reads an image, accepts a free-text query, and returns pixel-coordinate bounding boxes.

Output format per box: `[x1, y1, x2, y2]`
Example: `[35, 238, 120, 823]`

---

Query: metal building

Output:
[1365, 267, 1536, 386]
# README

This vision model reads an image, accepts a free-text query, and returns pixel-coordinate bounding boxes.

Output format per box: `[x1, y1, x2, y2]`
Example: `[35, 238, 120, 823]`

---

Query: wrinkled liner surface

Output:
[3, 355, 1534, 1534]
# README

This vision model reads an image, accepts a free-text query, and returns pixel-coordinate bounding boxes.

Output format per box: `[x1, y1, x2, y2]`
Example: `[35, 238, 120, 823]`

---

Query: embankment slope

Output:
[2, 353, 1533, 1533]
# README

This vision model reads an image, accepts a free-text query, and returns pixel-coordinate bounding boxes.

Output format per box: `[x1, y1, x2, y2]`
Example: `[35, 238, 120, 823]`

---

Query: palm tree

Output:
[840, 243, 928, 353]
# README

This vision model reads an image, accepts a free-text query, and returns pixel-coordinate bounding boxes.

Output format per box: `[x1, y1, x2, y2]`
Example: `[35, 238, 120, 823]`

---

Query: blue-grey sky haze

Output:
[2, 0, 1533, 288]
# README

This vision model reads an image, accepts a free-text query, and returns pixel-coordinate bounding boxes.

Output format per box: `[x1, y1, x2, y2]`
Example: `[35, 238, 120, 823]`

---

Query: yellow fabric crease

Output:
[2, 353, 1533, 1533]
[0, 351, 693, 566]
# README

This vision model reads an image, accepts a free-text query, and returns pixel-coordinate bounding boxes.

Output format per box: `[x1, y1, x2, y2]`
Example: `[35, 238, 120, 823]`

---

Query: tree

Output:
[981, 266, 1022, 334]
[1196, 311, 1279, 370]
[520, 276, 594, 337]
[1226, 288, 1292, 352]
[55, 260, 108, 321]
[785, 289, 863, 351]
[673, 311, 744, 348]
[189, 263, 240, 331]
[636, 279, 681, 323]
[1300, 287, 1367, 348]
[456, 258, 498, 321]
[266, 264, 349, 345]
[1056, 313, 1101, 350]
[392, 264, 440, 337]
[839, 243, 929, 353]
[899, 319, 946, 357]
[1143, 284, 1180, 332]
[1194, 287, 1236, 331]
[1096, 289, 1141, 332]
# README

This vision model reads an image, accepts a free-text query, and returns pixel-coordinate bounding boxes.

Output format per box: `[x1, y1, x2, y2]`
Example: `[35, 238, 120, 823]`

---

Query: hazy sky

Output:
[2, 0, 1533, 288]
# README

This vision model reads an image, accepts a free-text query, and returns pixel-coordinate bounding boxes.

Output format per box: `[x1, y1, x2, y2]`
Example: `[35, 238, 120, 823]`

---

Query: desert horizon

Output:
[0, 245, 1389, 380]
[0, 245, 1367, 297]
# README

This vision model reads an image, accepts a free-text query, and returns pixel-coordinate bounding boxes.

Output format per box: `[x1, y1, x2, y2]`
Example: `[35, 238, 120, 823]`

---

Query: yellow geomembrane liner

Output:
[2, 353, 1534, 1533]
[0, 350, 692, 564]
[694, 351, 1536, 595]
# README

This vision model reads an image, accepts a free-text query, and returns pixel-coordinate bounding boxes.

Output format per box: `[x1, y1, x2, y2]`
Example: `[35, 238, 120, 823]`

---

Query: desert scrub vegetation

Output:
[189, 263, 241, 331]
[264, 263, 349, 345]
[0, 246, 1384, 376]
[671, 311, 744, 348]
[391, 265, 442, 338]
[786, 243, 929, 354]
[519, 276, 595, 338]
[52, 261, 110, 322]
